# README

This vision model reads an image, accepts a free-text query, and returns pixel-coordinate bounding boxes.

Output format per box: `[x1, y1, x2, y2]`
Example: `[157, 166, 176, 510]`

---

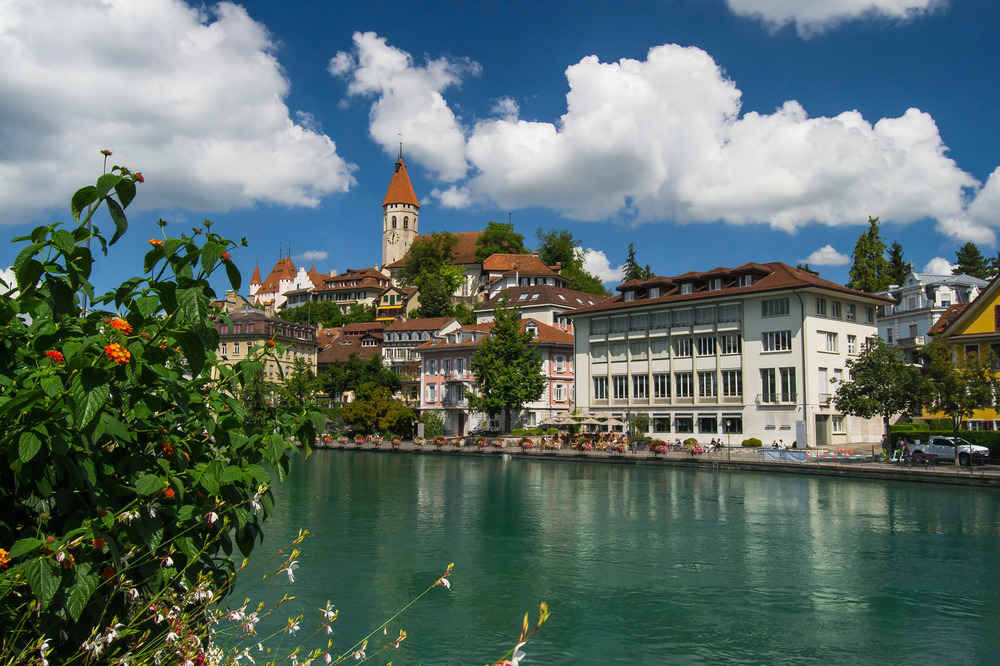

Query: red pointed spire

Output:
[251, 264, 262, 285]
[382, 145, 420, 208]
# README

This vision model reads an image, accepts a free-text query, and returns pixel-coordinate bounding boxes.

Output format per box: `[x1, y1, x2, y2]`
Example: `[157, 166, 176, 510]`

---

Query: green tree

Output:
[239, 369, 276, 433]
[322, 353, 399, 399]
[919, 337, 996, 461]
[622, 242, 654, 282]
[535, 227, 610, 297]
[953, 242, 992, 280]
[412, 274, 455, 318]
[796, 263, 817, 275]
[453, 301, 477, 325]
[832, 337, 922, 438]
[475, 220, 528, 262]
[0, 163, 322, 660]
[847, 216, 890, 292]
[281, 356, 322, 406]
[467, 301, 545, 433]
[887, 241, 910, 286]
[422, 411, 445, 440]
[399, 232, 463, 318]
[341, 382, 416, 436]
[631, 413, 651, 439]
[277, 300, 344, 327]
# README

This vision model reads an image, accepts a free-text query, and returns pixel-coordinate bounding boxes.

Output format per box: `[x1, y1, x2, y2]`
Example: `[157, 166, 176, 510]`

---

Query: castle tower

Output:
[382, 144, 420, 267]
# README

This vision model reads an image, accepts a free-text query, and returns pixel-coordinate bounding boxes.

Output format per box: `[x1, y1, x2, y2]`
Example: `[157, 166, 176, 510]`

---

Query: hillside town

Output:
[213, 149, 1000, 448]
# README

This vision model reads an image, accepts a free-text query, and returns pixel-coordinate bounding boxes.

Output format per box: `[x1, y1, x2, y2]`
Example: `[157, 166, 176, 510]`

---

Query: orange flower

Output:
[104, 343, 130, 366]
[110, 318, 133, 334]
[92, 538, 107, 549]
[60, 553, 75, 569]
[134, 172, 144, 183]
[267, 340, 276, 347]
[101, 566, 115, 580]
[148, 238, 163, 247]
[0, 548, 9, 569]
[100, 149, 112, 156]
[162, 441, 174, 455]
[44, 350, 65, 364]
[222, 252, 231, 260]
[164, 488, 175, 499]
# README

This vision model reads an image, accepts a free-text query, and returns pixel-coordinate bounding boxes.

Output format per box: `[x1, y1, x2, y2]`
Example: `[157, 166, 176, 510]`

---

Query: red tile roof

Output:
[385, 230, 485, 269]
[927, 303, 971, 337]
[258, 258, 297, 294]
[481, 253, 560, 277]
[250, 265, 262, 286]
[382, 156, 420, 208]
[414, 318, 573, 352]
[384, 316, 459, 332]
[569, 261, 892, 316]
[479, 285, 607, 311]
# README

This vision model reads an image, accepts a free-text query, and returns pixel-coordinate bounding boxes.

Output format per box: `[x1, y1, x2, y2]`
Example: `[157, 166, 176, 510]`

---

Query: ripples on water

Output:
[238, 452, 1000, 664]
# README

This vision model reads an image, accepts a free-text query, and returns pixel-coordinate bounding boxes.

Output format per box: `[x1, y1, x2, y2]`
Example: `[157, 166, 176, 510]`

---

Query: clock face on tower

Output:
[387, 231, 400, 244]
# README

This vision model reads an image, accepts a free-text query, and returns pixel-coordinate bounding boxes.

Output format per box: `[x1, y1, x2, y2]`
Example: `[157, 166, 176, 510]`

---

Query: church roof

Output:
[384, 230, 485, 269]
[382, 154, 420, 209]
[258, 257, 297, 294]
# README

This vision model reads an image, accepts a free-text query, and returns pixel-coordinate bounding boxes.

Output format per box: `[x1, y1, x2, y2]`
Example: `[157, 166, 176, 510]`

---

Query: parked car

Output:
[469, 423, 499, 436]
[910, 436, 991, 465]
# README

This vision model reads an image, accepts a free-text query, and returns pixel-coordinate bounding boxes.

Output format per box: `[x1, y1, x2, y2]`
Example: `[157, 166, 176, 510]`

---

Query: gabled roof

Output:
[385, 230, 485, 269]
[258, 258, 297, 294]
[385, 316, 459, 332]
[414, 318, 573, 352]
[382, 154, 420, 208]
[927, 303, 970, 337]
[569, 261, 891, 317]
[481, 253, 560, 277]
[927, 273, 1000, 338]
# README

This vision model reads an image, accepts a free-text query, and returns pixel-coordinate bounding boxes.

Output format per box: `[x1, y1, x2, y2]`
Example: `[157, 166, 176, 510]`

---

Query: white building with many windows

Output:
[567, 262, 890, 448]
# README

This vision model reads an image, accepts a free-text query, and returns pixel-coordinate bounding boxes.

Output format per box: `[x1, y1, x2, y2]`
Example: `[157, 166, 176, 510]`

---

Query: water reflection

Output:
[248, 451, 1000, 664]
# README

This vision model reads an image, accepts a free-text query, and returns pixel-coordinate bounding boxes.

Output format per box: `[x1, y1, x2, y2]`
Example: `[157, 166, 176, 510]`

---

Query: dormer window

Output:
[526, 324, 538, 338]
[680, 283, 693, 295]
[738, 275, 753, 287]
[623, 291, 635, 302]
[649, 287, 660, 298]
[708, 279, 721, 291]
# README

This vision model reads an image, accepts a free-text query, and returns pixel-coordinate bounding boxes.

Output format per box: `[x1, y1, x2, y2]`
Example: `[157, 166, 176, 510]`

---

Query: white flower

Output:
[439, 577, 451, 590]
[104, 623, 124, 643]
[320, 602, 337, 621]
[284, 560, 299, 583]
[161, 556, 173, 567]
[206, 511, 219, 527]
[228, 610, 245, 623]
[286, 620, 300, 635]
[166, 632, 179, 644]
[39, 638, 51, 666]
[511, 641, 527, 666]
[324, 654, 332, 664]
[127, 588, 139, 601]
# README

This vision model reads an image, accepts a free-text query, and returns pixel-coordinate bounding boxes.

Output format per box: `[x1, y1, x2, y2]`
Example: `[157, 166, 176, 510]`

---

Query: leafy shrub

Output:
[545, 428, 558, 436]
[683, 437, 698, 446]
[422, 411, 444, 440]
[742, 438, 763, 447]
[0, 162, 322, 660]
[511, 428, 526, 436]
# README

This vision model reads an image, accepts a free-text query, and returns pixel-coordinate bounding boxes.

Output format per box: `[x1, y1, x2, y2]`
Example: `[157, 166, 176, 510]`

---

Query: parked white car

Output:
[910, 436, 990, 465]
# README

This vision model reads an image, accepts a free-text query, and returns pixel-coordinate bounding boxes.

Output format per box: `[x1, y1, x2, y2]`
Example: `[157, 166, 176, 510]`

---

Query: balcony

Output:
[756, 393, 798, 405]
[894, 336, 924, 348]
[440, 395, 468, 408]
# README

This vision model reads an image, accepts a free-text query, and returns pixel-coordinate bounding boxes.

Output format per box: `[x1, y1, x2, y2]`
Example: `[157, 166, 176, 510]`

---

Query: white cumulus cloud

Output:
[0, 0, 356, 226]
[803, 245, 850, 266]
[922, 257, 954, 274]
[581, 248, 625, 284]
[725, 0, 945, 38]
[330, 31, 479, 181]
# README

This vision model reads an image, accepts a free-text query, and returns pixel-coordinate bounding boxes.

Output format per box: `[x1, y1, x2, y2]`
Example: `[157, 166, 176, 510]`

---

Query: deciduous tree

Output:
[341, 382, 416, 436]
[468, 301, 545, 433]
[833, 337, 922, 436]
[847, 216, 889, 292]
[475, 220, 528, 262]
[535, 227, 610, 297]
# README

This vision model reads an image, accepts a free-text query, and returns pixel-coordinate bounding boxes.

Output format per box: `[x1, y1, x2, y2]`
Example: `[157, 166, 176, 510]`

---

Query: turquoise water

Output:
[237, 451, 1000, 664]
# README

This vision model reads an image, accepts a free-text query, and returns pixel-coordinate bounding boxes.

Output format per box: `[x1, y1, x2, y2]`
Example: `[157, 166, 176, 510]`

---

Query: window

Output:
[722, 415, 743, 434]
[967, 419, 986, 431]
[846, 304, 857, 321]
[761, 298, 790, 317]
[403, 216, 409, 229]
[630, 314, 648, 331]
[760, 368, 777, 402]
[674, 416, 694, 433]
[633, 375, 648, 399]
[815, 298, 827, 316]
[426, 359, 437, 375]
[554, 355, 566, 372]
[425, 385, 437, 403]
[651, 312, 669, 329]
[554, 384, 566, 402]
[456, 357, 466, 377]
[392, 216, 397, 229]
[653, 415, 671, 432]
[698, 372, 717, 398]
[832, 416, 845, 433]
[649, 287, 661, 298]
[220, 324, 228, 334]
[780, 367, 796, 400]
[611, 343, 627, 360]
[653, 374, 670, 398]
[221, 343, 227, 356]
[592, 319, 609, 335]
[695, 307, 716, 325]
[651, 339, 670, 357]
[909, 323, 918, 338]
[680, 283, 693, 295]
[822, 332, 838, 353]
[886, 327, 894, 344]
[623, 291, 635, 302]
[965, 344, 979, 357]
[610, 316, 628, 333]
[831, 301, 842, 318]
[234, 324, 241, 334]
[442, 359, 452, 375]
[995, 305, 1000, 330]
[675, 373, 693, 397]
[672, 310, 693, 326]
[696, 336, 716, 356]
[592, 344, 608, 360]
[674, 338, 691, 357]
[708, 278, 721, 291]
[907, 296, 917, 310]
[738, 274, 753, 287]
[864, 307, 874, 323]
[233, 343, 240, 356]
[698, 416, 718, 433]
[593, 376, 608, 400]
[629, 341, 647, 358]
[762, 331, 792, 352]
[721, 334, 742, 355]
[847, 335, 858, 354]
[718, 303, 741, 322]
[613, 375, 628, 399]
[721, 370, 742, 397]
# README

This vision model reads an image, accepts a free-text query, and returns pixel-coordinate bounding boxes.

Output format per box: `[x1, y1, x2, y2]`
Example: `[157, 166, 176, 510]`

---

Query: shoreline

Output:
[310, 440, 1000, 488]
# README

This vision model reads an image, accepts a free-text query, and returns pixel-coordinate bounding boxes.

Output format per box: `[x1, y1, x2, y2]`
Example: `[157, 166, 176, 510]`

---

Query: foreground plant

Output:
[0, 157, 323, 661]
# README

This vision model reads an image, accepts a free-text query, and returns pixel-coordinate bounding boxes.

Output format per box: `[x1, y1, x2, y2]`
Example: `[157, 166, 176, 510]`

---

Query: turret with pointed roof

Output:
[382, 144, 420, 268]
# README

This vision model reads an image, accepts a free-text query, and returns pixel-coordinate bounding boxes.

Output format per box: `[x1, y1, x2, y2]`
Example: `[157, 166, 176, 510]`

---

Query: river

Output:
[236, 450, 1000, 664]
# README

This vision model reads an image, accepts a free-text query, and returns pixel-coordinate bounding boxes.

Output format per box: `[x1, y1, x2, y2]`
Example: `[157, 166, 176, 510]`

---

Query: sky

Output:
[2, 0, 999, 297]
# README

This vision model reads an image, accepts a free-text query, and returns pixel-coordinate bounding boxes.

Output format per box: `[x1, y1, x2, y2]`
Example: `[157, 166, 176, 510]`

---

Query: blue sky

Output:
[2, 0, 999, 296]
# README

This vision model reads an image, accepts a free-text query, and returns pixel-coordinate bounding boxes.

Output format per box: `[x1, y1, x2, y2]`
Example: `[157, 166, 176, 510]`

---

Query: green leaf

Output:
[135, 474, 163, 497]
[16, 258, 43, 293]
[176, 287, 207, 325]
[135, 295, 160, 318]
[70, 367, 108, 429]
[220, 466, 242, 484]
[9, 537, 42, 559]
[225, 260, 242, 291]
[19, 431, 42, 462]
[176, 535, 199, 561]
[106, 197, 128, 245]
[200, 471, 220, 496]
[247, 463, 269, 485]
[114, 178, 137, 208]
[71, 186, 98, 223]
[24, 557, 61, 611]
[175, 330, 206, 376]
[200, 240, 225, 275]
[66, 563, 98, 622]
[52, 229, 77, 255]
[95, 173, 122, 199]
[40, 376, 62, 398]
[99, 413, 131, 442]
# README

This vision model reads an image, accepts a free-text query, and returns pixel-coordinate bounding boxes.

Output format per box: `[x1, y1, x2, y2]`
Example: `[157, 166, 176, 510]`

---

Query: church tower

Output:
[382, 145, 420, 267]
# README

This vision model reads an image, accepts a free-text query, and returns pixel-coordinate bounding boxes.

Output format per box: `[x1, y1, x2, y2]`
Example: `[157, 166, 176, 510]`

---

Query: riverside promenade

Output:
[314, 438, 1000, 488]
